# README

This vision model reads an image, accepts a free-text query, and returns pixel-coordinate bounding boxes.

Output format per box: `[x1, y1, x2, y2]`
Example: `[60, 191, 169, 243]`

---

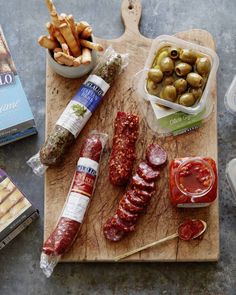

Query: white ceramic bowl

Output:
[47, 47, 97, 79]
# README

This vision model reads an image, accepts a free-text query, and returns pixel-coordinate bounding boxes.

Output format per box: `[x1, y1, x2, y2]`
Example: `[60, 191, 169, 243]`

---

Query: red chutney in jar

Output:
[169, 157, 218, 207]
[178, 219, 205, 241]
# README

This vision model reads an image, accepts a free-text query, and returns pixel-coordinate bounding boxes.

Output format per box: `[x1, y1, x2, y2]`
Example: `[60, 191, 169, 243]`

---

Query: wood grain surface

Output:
[44, 0, 219, 262]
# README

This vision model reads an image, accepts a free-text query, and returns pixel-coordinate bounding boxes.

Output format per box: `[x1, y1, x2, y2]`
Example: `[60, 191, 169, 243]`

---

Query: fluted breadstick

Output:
[67, 15, 79, 44]
[77, 21, 90, 35]
[61, 43, 70, 55]
[45, 0, 56, 14]
[54, 52, 75, 66]
[53, 47, 63, 53]
[80, 39, 103, 51]
[46, 22, 56, 40]
[38, 35, 58, 50]
[50, 10, 60, 27]
[59, 23, 81, 57]
[81, 48, 92, 64]
[81, 26, 92, 39]
[53, 29, 66, 47]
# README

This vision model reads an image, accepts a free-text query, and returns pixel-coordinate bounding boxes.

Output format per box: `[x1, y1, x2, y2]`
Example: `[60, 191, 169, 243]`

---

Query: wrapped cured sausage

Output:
[40, 131, 107, 277]
[27, 47, 128, 176]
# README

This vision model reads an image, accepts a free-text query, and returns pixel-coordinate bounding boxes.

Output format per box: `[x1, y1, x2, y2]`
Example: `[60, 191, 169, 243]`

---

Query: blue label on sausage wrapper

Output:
[56, 75, 110, 137]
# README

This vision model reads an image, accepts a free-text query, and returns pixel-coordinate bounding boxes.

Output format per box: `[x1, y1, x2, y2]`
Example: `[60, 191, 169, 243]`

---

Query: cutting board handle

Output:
[121, 0, 142, 36]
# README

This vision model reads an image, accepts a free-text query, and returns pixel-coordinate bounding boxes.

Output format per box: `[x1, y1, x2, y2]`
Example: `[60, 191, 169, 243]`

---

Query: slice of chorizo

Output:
[137, 162, 160, 182]
[132, 174, 155, 191]
[119, 195, 144, 213]
[134, 189, 154, 203]
[126, 190, 147, 207]
[103, 218, 125, 242]
[111, 214, 136, 232]
[146, 144, 167, 168]
[116, 206, 138, 222]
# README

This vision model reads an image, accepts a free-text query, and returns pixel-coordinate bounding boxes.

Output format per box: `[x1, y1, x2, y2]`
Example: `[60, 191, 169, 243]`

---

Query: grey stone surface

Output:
[0, 0, 236, 294]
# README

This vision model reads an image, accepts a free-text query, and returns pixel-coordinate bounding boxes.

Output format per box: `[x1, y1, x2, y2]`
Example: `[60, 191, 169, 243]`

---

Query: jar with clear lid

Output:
[169, 157, 218, 208]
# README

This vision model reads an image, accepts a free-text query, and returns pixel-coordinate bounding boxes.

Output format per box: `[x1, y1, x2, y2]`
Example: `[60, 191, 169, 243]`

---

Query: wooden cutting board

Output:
[44, 0, 219, 262]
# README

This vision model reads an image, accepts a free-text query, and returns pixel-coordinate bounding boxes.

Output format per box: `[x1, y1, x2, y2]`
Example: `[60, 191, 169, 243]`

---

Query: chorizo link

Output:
[109, 112, 139, 186]
[40, 132, 107, 277]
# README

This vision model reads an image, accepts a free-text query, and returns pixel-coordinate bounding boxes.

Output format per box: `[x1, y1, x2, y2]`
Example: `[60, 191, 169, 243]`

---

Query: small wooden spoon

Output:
[114, 220, 207, 262]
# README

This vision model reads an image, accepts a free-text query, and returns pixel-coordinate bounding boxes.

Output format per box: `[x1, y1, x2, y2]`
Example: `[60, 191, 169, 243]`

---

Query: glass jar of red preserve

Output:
[169, 157, 218, 208]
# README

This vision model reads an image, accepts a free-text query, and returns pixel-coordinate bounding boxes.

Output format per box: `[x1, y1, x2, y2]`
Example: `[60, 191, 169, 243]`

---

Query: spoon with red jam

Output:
[115, 219, 207, 261]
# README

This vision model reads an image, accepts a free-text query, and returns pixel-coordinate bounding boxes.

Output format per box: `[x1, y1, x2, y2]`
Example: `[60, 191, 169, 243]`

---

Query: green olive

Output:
[186, 72, 203, 88]
[179, 93, 196, 107]
[179, 49, 197, 64]
[196, 57, 211, 75]
[160, 57, 174, 75]
[148, 68, 163, 83]
[189, 87, 203, 100]
[161, 85, 177, 102]
[155, 50, 169, 66]
[174, 78, 188, 94]
[175, 62, 192, 76]
[162, 76, 175, 86]
[146, 80, 159, 96]
[168, 47, 180, 59]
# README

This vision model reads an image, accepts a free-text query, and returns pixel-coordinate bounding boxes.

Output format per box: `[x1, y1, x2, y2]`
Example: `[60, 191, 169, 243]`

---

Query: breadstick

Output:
[77, 21, 90, 35]
[50, 10, 60, 27]
[61, 43, 70, 55]
[54, 52, 75, 66]
[80, 39, 103, 52]
[53, 29, 66, 46]
[45, 0, 56, 14]
[54, 52, 63, 64]
[81, 26, 92, 39]
[46, 22, 56, 39]
[67, 15, 79, 43]
[59, 13, 68, 25]
[54, 47, 63, 53]
[38, 35, 58, 50]
[59, 23, 81, 57]
[81, 48, 92, 64]
[73, 56, 82, 67]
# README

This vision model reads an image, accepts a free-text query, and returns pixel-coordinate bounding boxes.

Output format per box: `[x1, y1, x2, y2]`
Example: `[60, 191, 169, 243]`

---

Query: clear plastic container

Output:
[137, 35, 219, 115]
[134, 35, 219, 136]
[226, 158, 236, 201]
[169, 157, 218, 208]
[224, 75, 236, 114]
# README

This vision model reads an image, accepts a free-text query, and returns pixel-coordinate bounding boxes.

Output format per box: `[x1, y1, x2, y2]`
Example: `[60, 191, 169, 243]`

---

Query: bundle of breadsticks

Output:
[38, 0, 104, 67]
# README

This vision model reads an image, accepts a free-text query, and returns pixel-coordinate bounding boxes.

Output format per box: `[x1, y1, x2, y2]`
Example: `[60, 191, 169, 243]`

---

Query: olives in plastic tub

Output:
[138, 35, 219, 115]
[134, 68, 214, 137]
[224, 75, 236, 114]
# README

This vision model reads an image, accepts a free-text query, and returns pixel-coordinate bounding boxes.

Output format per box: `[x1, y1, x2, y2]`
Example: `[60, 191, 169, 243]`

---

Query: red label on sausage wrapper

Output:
[71, 157, 98, 197]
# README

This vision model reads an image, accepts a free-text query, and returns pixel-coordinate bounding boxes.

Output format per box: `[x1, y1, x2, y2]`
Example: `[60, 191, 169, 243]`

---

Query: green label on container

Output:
[150, 101, 206, 135]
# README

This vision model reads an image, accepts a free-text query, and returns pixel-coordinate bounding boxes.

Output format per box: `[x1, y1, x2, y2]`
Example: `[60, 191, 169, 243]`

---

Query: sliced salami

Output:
[146, 144, 167, 168]
[119, 195, 144, 213]
[126, 190, 147, 207]
[103, 218, 125, 242]
[103, 143, 166, 243]
[132, 174, 155, 191]
[116, 207, 139, 222]
[137, 162, 160, 182]
[134, 189, 153, 203]
[111, 214, 136, 232]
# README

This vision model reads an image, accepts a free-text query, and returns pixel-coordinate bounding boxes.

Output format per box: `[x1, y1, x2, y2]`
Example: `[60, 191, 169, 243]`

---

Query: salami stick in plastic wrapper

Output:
[27, 47, 128, 176]
[40, 131, 107, 277]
